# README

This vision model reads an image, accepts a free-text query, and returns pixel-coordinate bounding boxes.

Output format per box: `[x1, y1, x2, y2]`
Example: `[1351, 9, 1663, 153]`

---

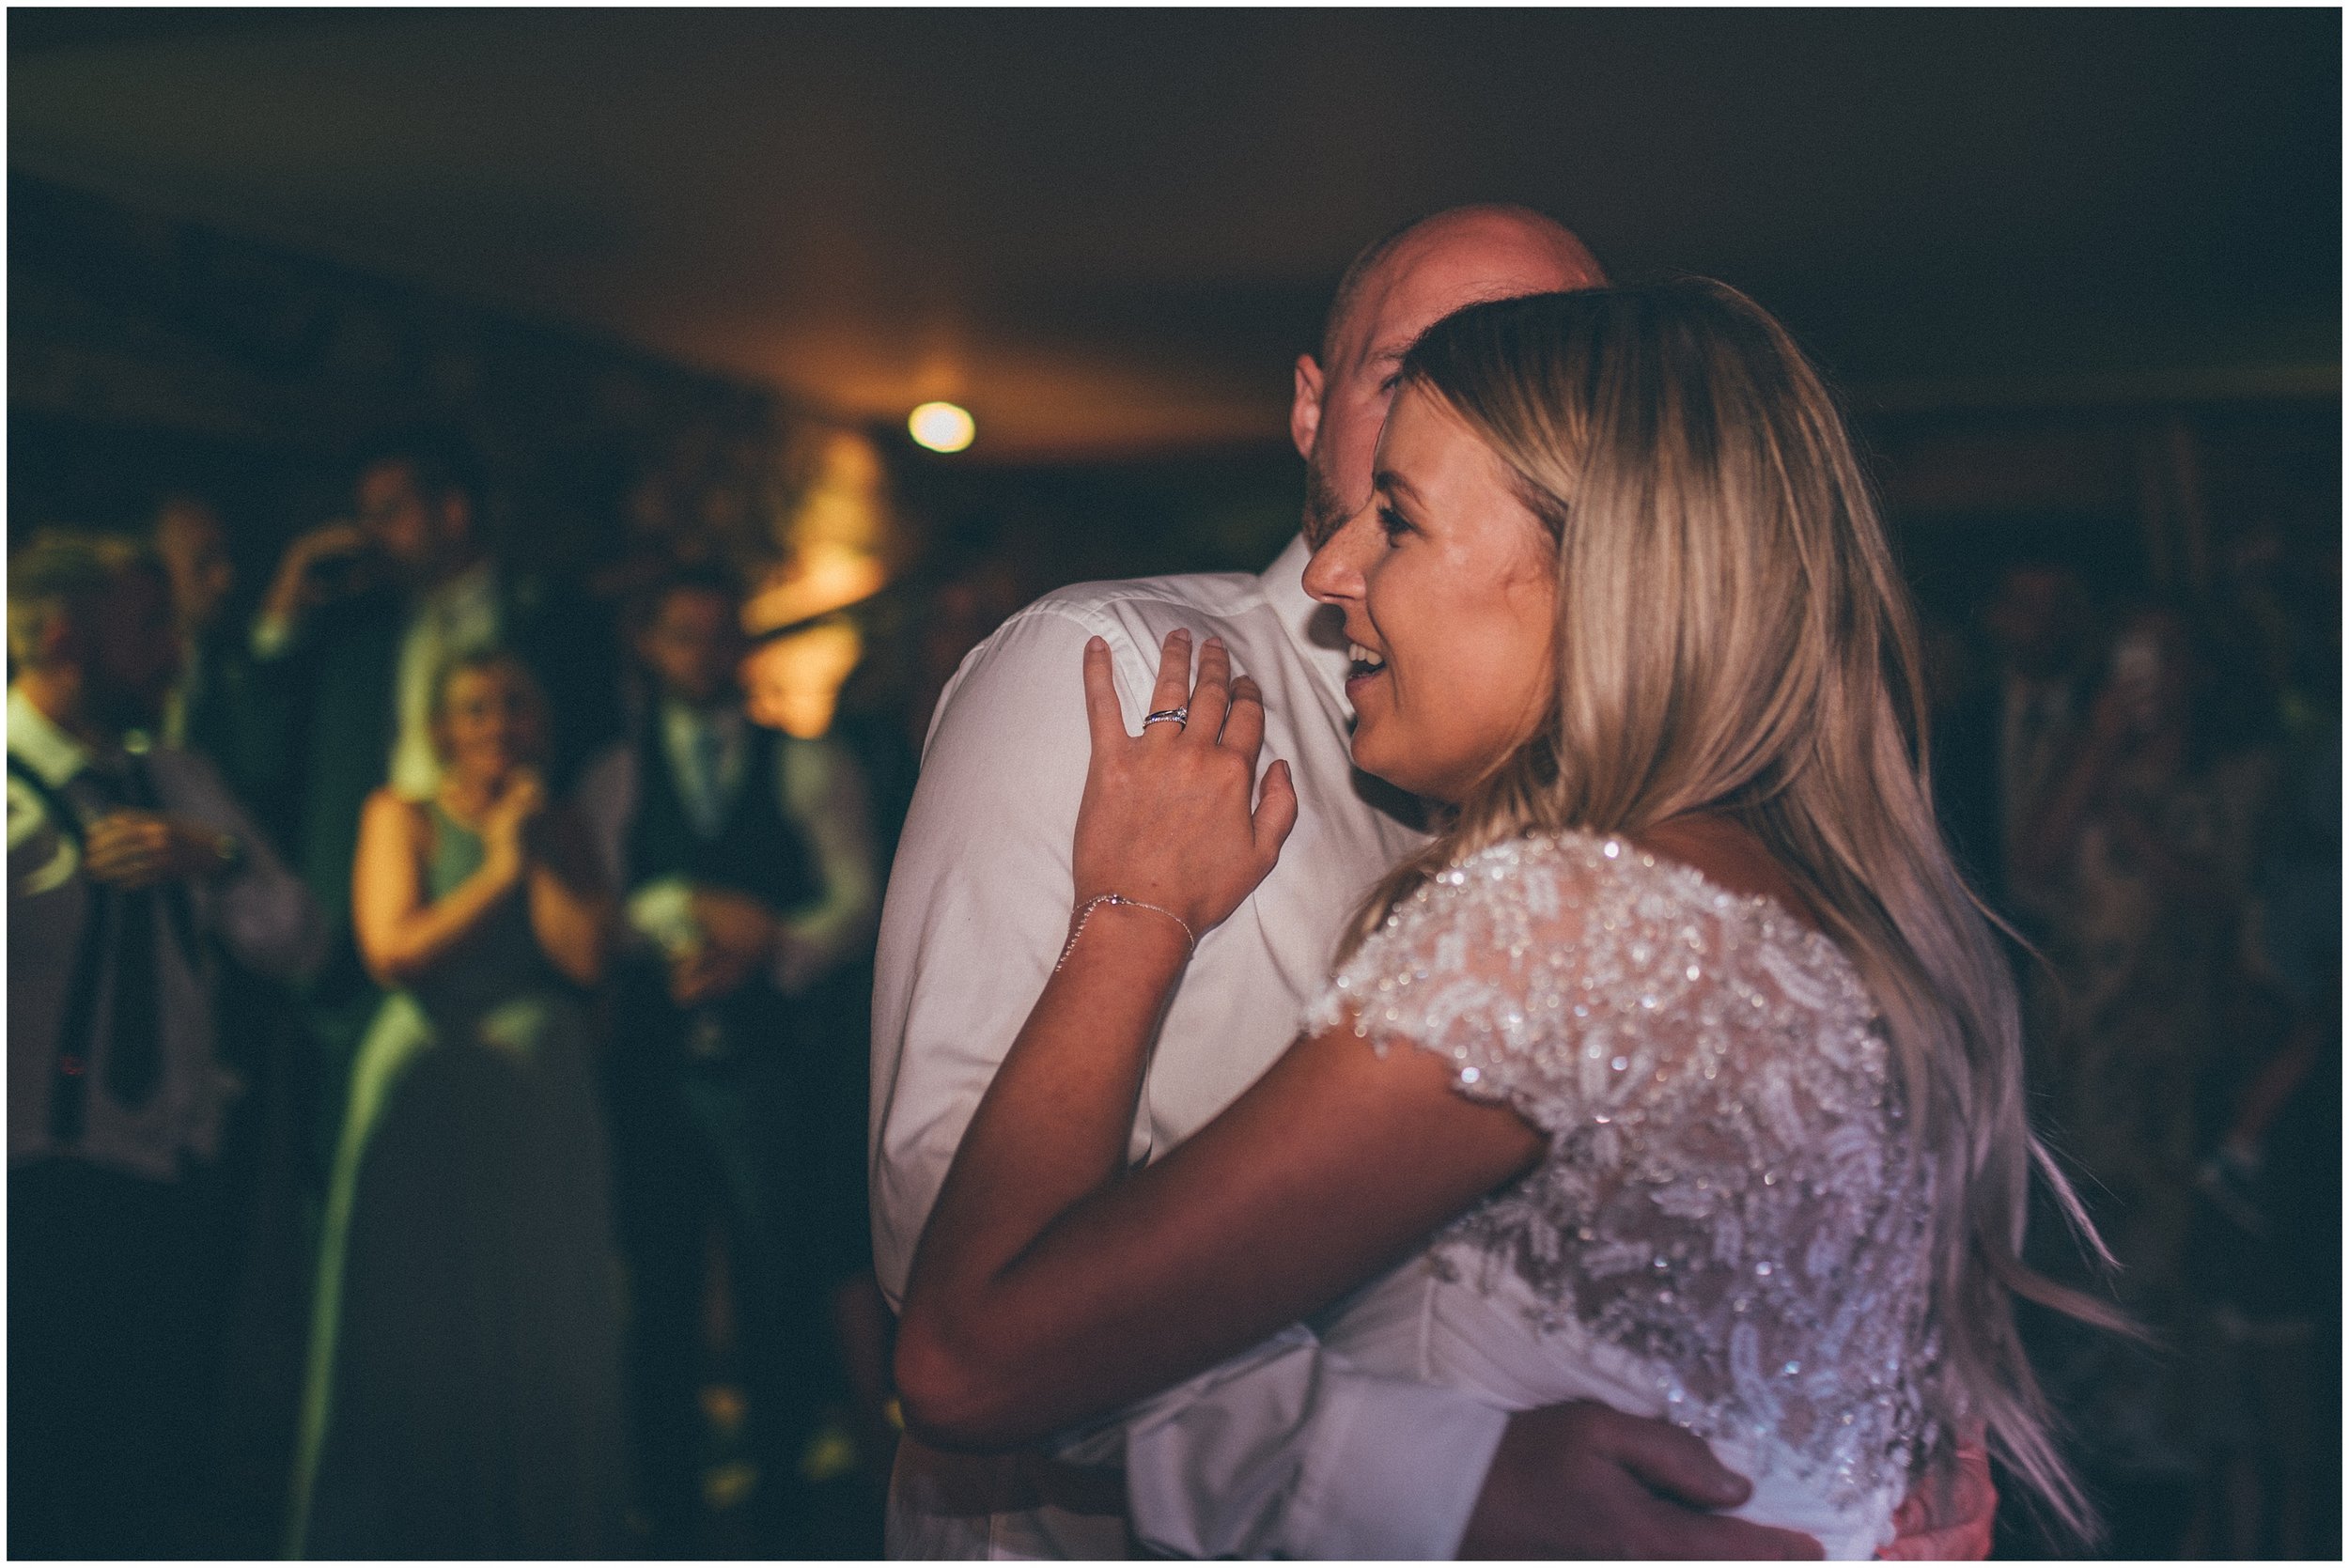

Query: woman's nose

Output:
[1302, 513, 1372, 605]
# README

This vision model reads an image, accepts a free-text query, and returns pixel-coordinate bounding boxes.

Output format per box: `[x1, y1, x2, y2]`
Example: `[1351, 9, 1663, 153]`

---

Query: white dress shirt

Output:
[870, 536, 1515, 1559]
[8, 686, 326, 1181]
[660, 700, 751, 841]
[389, 561, 502, 798]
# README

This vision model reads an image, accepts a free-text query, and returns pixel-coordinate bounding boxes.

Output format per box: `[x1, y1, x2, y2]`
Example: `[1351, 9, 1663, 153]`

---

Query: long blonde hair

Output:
[1348, 278, 2125, 1535]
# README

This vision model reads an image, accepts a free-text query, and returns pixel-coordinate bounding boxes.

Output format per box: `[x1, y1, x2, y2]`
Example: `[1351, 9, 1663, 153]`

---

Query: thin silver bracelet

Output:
[1055, 893, 1197, 971]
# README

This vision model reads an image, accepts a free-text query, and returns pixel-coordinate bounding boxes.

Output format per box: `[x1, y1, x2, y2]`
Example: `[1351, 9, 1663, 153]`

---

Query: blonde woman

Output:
[897, 281, 2123, 1557]
[290, 649, 627, 1559]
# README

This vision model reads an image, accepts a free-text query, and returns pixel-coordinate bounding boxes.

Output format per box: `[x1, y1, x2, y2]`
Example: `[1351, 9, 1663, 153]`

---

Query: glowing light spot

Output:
[909, 401, 975, 453]
[742, 618, 863, 738]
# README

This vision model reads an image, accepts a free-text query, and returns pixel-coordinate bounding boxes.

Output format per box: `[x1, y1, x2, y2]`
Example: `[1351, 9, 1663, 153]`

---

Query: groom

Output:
[873, 207, 1979, 1558]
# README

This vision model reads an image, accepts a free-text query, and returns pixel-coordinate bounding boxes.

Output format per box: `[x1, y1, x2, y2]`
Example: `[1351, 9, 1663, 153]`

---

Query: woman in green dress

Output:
[290, 648, 627, 1558]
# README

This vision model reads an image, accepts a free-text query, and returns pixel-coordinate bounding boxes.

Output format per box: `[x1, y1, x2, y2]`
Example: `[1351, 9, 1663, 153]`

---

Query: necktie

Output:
[692, 721, 727, 839]
[86, 759, 166, 1110]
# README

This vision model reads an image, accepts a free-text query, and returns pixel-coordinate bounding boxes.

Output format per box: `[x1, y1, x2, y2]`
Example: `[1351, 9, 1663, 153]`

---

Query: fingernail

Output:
[1170, 629, 1190, 642]
[1205, 635, 1224, 650]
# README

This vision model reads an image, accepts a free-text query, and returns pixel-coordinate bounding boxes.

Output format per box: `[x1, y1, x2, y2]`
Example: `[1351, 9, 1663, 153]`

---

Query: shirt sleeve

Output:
[569, 743, 637, 903]
[249, 610, 297, 662]
[769, 734, 880, 995]
[869, 603, 1126, 1301]
[870, 602, 1508, 1559]
[161, 749, 327, 984]
[8, 771, 78, 898]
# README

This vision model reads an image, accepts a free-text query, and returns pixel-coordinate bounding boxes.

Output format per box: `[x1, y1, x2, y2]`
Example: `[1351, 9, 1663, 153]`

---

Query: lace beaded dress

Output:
[1303, 831, 1944, 1558]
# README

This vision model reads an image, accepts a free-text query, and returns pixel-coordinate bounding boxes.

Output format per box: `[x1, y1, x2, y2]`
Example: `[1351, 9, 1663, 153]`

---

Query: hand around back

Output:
[1461, 1402, 1825, 1560]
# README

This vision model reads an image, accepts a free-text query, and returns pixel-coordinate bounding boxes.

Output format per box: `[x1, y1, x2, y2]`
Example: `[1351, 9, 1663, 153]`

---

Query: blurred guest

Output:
[575, 568, 879, 1554]
[249, 427, 621, 1159]
[2181, 574, 2339, 1558]
[152, 490, 297, 834]
[8, 532, 324, 1559]
[151, 494, 233, 743]
[587, 448, 739, 614]
[2011, 605, 2279, 1513]
[288, 649, 625, 1559]
[1933, 553, 2097, 924]
[151, 486, 304, 1158]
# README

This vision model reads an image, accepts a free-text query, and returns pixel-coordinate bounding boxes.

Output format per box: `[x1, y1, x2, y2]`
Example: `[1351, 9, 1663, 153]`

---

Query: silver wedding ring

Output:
[1143, 706, 1190, 730]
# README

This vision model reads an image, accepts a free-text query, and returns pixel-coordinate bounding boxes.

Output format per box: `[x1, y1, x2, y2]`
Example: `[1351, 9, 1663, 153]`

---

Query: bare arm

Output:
[351, 788, 522, 988]
[525, 804, 614, 987]
[895, 631, 1542, 1448]
[902, 982, 1543, 1451]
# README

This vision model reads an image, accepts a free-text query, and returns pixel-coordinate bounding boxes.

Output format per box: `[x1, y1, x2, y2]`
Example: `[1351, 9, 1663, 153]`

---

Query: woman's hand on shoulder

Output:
[1075, 629, 1299, 937]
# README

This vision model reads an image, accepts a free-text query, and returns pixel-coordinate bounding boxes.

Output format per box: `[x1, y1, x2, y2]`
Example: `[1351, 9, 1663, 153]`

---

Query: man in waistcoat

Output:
[576, 566, 880, 1553]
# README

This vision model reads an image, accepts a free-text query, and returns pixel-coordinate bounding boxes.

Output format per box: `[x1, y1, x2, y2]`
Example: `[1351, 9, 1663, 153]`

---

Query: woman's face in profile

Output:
[435, 665, 544, 784]
[1306, 383, 1558, 803]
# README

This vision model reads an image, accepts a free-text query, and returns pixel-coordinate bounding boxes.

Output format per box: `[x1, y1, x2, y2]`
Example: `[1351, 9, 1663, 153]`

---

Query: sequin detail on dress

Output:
[1308, 831, 1942, 1513]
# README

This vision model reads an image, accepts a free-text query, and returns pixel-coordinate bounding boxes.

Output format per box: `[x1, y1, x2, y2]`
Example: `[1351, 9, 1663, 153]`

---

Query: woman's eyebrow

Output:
[1373, 468, 1423, 505]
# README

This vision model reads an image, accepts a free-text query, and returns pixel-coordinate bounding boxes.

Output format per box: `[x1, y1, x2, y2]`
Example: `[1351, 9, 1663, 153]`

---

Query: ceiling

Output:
[10, 8, 2340, 461]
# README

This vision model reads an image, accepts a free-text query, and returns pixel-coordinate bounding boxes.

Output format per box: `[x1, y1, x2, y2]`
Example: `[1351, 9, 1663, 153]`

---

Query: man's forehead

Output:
[360, 458, 423, 496]
[1343, 293, 1505, 385]
[159, 502, 221, 538]
[1342, 272, 1563, 374]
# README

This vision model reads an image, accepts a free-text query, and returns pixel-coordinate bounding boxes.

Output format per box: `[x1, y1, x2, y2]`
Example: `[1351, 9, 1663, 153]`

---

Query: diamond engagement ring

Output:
[1143, 706, 1190, 729]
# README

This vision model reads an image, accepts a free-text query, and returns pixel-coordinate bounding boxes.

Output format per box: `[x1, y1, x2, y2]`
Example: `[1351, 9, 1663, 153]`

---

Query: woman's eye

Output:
[1377, 503, 1411, 543]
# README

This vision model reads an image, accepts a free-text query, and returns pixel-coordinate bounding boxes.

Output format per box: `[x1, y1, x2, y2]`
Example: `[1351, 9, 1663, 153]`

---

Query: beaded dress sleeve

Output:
[1305, 831, 1946, 1527]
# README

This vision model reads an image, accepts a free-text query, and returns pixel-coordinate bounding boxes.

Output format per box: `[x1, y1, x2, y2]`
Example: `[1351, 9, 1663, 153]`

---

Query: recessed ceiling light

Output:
[908, 401, 975, 453]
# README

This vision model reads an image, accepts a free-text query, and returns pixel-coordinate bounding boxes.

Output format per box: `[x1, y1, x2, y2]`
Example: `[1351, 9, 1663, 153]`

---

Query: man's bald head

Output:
[1318, 205, 1605, 365]
[1293, 205, 1605, 545]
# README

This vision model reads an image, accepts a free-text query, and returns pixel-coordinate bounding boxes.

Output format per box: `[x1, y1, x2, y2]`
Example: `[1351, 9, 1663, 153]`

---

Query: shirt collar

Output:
[661, 696, 744, 744]
[422, 558, 498, 621]
[7, 684, 97, 789]
[1256, 534, 1353, 701]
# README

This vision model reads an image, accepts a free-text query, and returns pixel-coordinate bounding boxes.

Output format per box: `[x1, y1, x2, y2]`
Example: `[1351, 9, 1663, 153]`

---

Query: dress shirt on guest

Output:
[871, 536, 1517, 1560]
[8, 687, 325, 1181]
[255, 558, 500, 800]
[662, 700, 751, 840]
[575, 704, 879, 992]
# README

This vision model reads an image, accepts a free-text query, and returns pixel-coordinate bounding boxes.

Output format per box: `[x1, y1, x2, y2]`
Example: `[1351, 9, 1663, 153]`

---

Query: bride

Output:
[895, 278, 2121, 1556]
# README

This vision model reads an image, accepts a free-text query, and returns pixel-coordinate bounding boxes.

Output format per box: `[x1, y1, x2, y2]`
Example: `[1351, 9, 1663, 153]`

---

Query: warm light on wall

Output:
[745, 539, 886, 633]
[742, 618, 865, 739]
[908, 401, 975, 453]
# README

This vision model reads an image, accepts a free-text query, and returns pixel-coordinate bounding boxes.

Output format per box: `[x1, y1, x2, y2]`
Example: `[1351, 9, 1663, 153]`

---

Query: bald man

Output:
[872, 208, 1978, 1558]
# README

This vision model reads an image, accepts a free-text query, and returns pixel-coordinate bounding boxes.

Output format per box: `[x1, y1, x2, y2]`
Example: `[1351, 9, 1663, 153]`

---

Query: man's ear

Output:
[39, 609, 86, 670]
[1289, 354, 1325, 462]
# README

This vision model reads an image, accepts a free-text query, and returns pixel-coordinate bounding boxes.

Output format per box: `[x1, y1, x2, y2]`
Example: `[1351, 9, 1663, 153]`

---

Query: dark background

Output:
[10, 8, 2339, 613]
